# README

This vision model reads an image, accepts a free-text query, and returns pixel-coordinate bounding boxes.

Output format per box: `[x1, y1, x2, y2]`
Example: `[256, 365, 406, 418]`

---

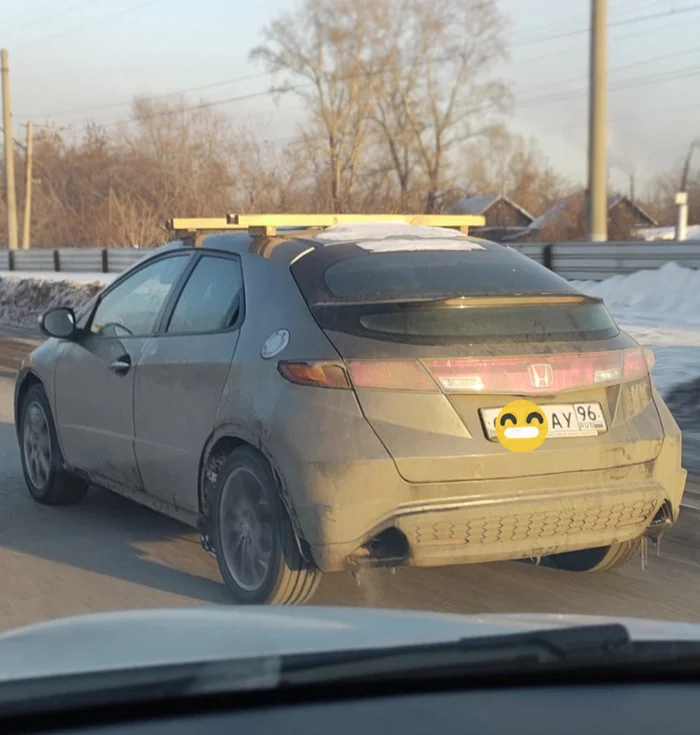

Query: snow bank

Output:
[573, 262, 700, 397]
[572, 262, 700, 328]
[0, 274, 106, 330]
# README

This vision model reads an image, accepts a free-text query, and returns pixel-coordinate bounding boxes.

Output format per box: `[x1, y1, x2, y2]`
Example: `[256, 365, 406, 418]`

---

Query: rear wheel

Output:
[546, 539, 642, 573]
[19, 384, 88, 505]
[212, 447, 321, 605]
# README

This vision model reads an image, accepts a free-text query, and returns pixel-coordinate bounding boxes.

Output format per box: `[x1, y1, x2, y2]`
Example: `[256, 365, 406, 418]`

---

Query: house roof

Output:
[446, 194, 534, 223]
[528, 192, 658, 232]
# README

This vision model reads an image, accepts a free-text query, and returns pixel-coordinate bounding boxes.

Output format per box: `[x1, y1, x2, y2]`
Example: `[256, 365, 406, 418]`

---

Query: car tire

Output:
[19, 384, 89, 506]
[212, 446, 321, 605]
[546, 538, 642, 573]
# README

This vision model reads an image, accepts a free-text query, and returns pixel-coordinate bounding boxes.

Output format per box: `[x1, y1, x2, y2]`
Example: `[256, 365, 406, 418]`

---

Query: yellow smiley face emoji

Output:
[494, 399, 549, 453]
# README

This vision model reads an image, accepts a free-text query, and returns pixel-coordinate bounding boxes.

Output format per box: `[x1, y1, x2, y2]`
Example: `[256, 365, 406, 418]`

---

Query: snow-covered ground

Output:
[3, 271, 115, 285]
[572, 262, 700, 396]
[0, 273, 106, 330]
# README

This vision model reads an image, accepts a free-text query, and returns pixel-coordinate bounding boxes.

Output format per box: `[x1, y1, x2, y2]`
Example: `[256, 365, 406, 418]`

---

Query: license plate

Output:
[480, 403, 607, 441]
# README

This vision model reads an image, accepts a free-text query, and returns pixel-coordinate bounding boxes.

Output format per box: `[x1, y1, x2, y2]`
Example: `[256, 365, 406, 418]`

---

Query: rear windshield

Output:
[292, 244, 580, 304]
[343, 303, 619, 344]
[292, 245, 618, 344]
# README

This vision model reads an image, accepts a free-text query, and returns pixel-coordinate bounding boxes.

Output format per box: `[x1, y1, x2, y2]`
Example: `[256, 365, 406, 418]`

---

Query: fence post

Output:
[53, 249, 60, 272]
[543, 244, 553, 271]
[101, 248, 108, 274]
[7, 250, 14, 271]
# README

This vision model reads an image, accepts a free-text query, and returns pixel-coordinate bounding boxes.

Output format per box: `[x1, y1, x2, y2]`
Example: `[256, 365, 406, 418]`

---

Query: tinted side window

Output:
[90, 255, 190, 338]
[166, 255, 243, 334]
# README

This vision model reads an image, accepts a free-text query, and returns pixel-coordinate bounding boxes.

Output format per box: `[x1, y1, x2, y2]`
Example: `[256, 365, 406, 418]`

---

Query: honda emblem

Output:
[527, 363, 554, 389]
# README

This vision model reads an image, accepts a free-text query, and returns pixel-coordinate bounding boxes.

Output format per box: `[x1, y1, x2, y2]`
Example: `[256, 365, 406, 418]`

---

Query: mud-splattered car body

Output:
[15, 222, 686, 603]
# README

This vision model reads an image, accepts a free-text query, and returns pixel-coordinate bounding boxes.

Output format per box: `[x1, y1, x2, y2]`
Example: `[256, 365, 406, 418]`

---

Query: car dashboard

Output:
[6, 682, 697, 735]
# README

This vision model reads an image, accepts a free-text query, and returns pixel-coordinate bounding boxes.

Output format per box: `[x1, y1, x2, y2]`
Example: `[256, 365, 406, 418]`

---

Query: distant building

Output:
[636, 225, 700, 241]
[508, 193, 658, 242]
[444, 194, 534, 242]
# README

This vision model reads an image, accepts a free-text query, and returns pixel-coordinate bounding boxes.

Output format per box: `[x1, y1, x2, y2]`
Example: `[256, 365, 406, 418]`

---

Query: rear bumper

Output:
[273, 386, 686, 574]
[298, 465, 684, 572]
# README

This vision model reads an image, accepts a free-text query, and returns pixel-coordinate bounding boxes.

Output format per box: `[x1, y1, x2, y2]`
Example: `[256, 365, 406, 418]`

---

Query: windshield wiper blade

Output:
[277, 624, 651, 686]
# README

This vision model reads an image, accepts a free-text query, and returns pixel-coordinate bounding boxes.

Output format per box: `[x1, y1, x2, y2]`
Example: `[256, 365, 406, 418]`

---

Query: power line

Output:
[13, 0, 166, 50]
[518, 45, 700, 96]
[15, 71, 271, 120]
[14, 1, 697, 127]
[517, 63, 700, 108]
[6, 0, 107, 35]
[512, 3, 700, 48]
[46, 53, 700, 133]
[14, 1, 700, 130]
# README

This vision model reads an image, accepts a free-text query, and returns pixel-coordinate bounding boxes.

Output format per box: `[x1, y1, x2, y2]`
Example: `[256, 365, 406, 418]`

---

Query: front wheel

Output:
[212, 447, 321, 605]
[19, 384, 88, 506]
[546, 539, 642, 573]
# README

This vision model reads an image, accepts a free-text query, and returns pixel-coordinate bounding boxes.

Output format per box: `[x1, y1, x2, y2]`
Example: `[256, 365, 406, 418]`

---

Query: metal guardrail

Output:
[1, 240, 700, 280]
[509, 240, 700, 280]
[0, 248, 149, 274]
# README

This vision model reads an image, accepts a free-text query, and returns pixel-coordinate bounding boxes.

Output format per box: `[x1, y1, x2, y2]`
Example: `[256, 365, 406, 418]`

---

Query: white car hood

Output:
[0, 606, 699, 682]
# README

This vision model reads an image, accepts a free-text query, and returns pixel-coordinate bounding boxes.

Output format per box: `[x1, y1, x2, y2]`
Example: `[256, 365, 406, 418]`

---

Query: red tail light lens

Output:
[279, 349, 652, 394]
[347, 360, 438, 392]
[278, 361, 351, 389]
[422, 348, 650, 395]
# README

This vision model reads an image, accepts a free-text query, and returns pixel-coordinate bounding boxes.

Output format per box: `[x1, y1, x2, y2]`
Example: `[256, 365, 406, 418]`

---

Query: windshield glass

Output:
[0, 0, 698, 711]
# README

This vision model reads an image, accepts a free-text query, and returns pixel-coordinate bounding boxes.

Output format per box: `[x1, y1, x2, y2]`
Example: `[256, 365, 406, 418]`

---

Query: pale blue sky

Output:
[2, 0, 699, 195]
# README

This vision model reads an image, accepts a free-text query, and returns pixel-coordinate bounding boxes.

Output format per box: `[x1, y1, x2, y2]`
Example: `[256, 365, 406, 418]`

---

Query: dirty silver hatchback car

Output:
[14, 218, 687, 605]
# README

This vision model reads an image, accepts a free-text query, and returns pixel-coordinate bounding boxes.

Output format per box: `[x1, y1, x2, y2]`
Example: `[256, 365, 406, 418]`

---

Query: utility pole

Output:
[22, 120, 33, 249]
[1, 48, 18, 250]
[676, 139, 698, 241]
[587, 0, 608, 242]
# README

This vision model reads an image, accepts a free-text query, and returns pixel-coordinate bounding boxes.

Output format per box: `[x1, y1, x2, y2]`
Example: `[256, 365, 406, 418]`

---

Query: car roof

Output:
[153, 222, 500, 268]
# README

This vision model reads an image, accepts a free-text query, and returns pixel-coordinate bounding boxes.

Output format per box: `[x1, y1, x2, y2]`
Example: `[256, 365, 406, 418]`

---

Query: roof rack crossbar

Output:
[226, 213, 485, 236]
[165, 214, 486, 241]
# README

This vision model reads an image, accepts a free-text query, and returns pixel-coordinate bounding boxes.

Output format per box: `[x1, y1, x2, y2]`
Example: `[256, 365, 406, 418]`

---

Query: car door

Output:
[53, 253, 192, 490]
[133, 252, 244, 512]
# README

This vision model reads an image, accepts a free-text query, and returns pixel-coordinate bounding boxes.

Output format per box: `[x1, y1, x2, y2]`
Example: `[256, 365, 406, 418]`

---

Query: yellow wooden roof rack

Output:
[226, 213, 486, 237]
[166, 213, 487, 241]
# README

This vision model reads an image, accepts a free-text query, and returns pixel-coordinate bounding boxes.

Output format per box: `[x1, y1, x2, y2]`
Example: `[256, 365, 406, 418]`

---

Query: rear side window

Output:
[292, 245, 618, 344]
[166, 255, 243, 334]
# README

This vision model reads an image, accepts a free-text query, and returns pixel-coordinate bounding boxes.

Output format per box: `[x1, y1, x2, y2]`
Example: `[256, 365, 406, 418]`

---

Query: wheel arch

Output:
[197, 425, 310, 561]
[14, 369, 43, 437]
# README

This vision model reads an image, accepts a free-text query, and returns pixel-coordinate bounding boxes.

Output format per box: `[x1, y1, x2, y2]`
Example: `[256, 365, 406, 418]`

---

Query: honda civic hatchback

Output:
[14, 218, 687, 605]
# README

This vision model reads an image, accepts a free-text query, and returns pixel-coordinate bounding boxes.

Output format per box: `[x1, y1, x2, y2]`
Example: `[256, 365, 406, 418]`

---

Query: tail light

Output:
[278, 361, 351, 389]
[278, 348, 653, 394]
[347, 360, 437, 391]
[423, 347, 651, 395]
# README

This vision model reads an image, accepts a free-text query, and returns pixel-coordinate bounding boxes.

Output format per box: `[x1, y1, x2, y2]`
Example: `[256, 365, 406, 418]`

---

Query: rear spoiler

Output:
[313, 293, 604, 308]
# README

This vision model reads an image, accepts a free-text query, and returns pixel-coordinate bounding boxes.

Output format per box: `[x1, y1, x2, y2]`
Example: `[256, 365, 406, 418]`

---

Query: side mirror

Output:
[39, 307, 78, 340]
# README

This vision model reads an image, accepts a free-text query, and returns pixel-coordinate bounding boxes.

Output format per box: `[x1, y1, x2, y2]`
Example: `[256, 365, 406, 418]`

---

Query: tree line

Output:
[0, 0, 694, 248]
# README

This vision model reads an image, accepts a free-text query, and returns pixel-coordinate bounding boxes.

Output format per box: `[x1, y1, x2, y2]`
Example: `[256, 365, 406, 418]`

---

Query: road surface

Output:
[2, 332, 700, 631]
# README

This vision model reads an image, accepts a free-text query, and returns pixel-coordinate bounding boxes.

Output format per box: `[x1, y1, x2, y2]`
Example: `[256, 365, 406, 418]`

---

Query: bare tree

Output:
[367, 0, 511, 212]
[250, 0, 381, 212]
[462, 129, 571, 215]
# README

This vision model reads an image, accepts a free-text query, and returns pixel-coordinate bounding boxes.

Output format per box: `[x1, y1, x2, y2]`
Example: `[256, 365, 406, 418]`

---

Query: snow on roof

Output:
[446, 194, 534, 222]
[636, 225, 700, 241]
[313, 221, 485, 251]
[529, 193, 657, 232]
[447, 195, 499, 215]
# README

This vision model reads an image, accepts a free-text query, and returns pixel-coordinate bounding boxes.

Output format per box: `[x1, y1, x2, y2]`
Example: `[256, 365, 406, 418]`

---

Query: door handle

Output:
[108, 355, 131, 375]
